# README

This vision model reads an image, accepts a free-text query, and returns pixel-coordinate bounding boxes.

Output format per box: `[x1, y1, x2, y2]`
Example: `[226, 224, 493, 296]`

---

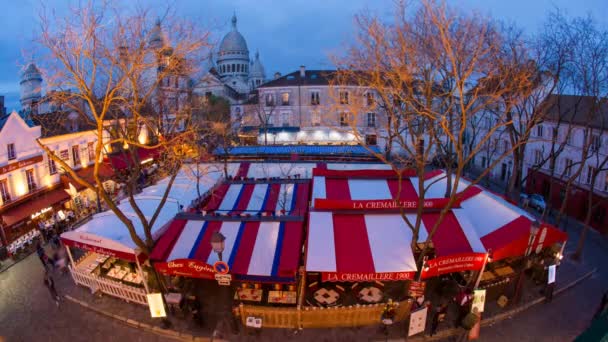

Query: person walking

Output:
[43, 272, 60, 307]
[36, 243, 48, 270]
[453, 288, 473, 328]
[430, 302, 448, 336]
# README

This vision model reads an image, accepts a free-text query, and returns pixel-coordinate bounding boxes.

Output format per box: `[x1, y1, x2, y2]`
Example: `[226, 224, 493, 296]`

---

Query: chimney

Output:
[300, 65, 306, 78]
[274, 72, 281, 80]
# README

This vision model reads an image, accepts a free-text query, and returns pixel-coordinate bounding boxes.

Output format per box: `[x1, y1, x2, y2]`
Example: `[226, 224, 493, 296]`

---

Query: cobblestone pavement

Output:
[0, 250, 172, 342]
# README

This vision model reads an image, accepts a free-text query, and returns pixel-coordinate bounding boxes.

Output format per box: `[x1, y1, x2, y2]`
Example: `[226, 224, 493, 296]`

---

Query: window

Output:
[7, 143, 15, 160]
[87, 142, 95, 162]
[481, 157, 487, 168]
[72, 145, 81, 166]
[265, 93, 274, 106]
[366, 92, 374, 106]
[367, 112, 376, 127]
[26, 168, 36, 192]
[0, 179, 10, 203]
[281, 112, 290, 127]
[311, 111, 321, 126]
[59, 150, 69, 160]
[586, 166, 596, 184]
[365, 134, 377, 146]
[564, 159, 573, 177]
[256, 80, 261, 86]
[604, 173, 608, 191]
[48, 154, 57, 175]
[339, 112, 349, 126]
[339, 91, 349, 105]
[502, 140, 509, 153]
[552, 128, 558, 140]
[566, 130, 573, 145]
[281, 92, 290, 105]
[534, 149, 543, 165]
[536, 125, 544, 138]
[591, 135, 600, 151]
[311, 91, 320, 105]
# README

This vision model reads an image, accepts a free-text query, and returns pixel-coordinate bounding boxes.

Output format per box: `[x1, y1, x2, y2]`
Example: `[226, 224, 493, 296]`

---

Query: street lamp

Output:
[211, 232, 226, 261]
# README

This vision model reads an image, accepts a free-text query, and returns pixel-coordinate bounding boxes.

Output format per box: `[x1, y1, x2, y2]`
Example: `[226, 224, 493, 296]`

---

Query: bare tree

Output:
[250, 93, 278, 145]
[35, 1, 209, 254]
[332, 0, 533, 274]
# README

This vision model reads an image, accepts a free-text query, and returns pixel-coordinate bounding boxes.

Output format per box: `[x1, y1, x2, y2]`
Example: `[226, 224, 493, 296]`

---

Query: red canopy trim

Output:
[420, 252, 487, 279]
[61, 237, 145, 263]
[313, 198, 459, 211]
[313, 168, 416, 178]
[322, 271, 415, 282]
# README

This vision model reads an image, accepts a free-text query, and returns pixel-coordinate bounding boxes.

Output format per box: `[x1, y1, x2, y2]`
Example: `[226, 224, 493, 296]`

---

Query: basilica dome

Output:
[250, 51, 265, 78]
[218, 14, 249, 56]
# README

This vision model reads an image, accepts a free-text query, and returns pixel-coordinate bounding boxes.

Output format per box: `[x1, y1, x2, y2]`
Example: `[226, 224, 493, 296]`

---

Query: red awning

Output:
[61, 164, 115, 191]
[1, 187, 71, 226]
[106, 146, 162, 169]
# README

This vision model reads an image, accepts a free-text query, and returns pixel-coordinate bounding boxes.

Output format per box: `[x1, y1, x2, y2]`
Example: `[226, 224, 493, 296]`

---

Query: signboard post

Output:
[408, 306, 428, 337]
[214, 273, 232, 286]
[146, 293, 167, 318]
[213, 261, 231, 285]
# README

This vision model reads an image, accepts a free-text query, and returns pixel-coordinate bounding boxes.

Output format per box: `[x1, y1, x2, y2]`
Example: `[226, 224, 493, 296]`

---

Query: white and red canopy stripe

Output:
[309, 168, 568, 266]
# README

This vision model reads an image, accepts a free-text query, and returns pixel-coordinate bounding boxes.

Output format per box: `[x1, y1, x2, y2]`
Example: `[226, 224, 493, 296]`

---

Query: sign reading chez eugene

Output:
[420, 253, 487, 279]
[155, 259, 216, 279]
[314, 198, 461, 210]
[0, 155, 43, 176]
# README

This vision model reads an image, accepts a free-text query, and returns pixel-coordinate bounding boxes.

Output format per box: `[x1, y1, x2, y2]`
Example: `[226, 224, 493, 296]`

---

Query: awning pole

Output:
[65, 245, 75, 267]
[135, 253, 150, 294]
[473, 252, 490, 289]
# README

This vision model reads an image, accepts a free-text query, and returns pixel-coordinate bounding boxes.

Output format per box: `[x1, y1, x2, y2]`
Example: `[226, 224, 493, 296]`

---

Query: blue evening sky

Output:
[1, 0, 606, 112]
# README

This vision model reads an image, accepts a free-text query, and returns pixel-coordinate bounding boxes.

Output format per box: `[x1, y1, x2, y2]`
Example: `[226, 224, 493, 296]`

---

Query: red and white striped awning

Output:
[151, 180, 311, 282]
[306, 211, 417, 282]
[307, 168, 567, 279]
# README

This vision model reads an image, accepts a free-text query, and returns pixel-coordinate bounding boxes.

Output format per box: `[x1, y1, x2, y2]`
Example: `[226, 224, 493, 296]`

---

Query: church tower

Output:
[20, 62, 43, 111]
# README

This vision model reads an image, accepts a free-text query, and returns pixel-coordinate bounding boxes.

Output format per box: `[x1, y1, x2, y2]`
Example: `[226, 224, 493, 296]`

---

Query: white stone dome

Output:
[250, 51, 265, 78]
[218, 14, 248, 55]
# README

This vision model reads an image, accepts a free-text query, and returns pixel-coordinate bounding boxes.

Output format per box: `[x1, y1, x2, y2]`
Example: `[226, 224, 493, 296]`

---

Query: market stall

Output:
[150, 179, 311, 307]
[309, 167, 568, 304]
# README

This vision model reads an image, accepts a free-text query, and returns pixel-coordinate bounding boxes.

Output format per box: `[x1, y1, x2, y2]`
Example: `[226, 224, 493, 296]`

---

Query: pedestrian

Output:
[36, 243, 48, 270]
[43, 272, 60, 306]
[430, 302, 448, 336]
[453, 288, 473, 328]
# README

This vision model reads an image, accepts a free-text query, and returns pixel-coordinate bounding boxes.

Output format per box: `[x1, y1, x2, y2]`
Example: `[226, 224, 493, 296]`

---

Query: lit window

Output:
[339, 112, 349, 126]
[0, 179, 11, 203]
[339, 91, 349, 105]
[281, 92, 290, 105]
[366, 92, 374, 106]
[26, 169, 36, 193]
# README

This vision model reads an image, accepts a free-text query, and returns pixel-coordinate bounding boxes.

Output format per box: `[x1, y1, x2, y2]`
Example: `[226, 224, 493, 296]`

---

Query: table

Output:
[358, 286, 383, 303]
[236, 288, 263, 302]
[314, 288, 340, 306]
[494, 266, 515, 277]
[106, 267, 127, 280]
[268, 290, 297, 304]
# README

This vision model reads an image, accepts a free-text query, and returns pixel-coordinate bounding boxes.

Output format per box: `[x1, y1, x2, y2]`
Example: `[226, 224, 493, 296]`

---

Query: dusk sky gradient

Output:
[1, 0, 606, 112]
